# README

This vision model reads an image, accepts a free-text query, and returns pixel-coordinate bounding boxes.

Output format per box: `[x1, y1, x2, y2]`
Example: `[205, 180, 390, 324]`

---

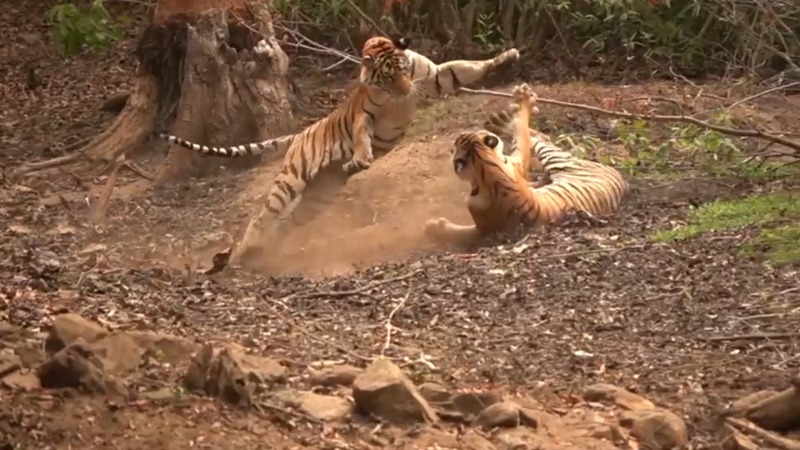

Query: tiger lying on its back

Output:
[424, 83, 628, 247]
[159, 36, 520, 261]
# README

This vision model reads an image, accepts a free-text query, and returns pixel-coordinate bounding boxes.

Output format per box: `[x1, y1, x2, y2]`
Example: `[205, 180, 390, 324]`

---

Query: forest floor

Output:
[2, 1, 800, 449]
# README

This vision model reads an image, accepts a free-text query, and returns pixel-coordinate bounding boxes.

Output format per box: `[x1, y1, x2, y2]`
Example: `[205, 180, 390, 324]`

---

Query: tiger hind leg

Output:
[551, 207, 609, 228]
[423, 49, 520, 96]
[424, 217, 482, 247]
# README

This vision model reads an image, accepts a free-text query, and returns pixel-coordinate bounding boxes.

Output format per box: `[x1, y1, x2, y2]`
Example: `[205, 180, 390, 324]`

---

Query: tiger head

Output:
[451, 131, 506, 181]
[360, 36, 413, 98]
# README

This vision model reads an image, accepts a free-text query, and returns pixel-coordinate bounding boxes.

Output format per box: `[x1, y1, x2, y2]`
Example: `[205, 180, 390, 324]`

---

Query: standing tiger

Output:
[424, 83, 628, 247]
[160, 36, 520, 262]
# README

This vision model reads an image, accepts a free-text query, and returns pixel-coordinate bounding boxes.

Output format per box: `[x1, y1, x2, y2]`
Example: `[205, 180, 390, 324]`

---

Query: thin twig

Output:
[257, 401, 324, 425]
[704, 332, 800, 342]
[342, 0, 386, 37]
[281, 269, 421, 301]
[457, 87, 800, 153]
[381, 284, 412, 357]
[726, 81, 800, 111]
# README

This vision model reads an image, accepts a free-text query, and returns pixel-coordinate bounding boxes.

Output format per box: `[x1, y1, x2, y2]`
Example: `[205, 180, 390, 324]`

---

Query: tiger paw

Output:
[423, 217, 449, 238]
[494, 48, 520, 66]
[512, 83, 535, 106]
[342, 158, 372, 175]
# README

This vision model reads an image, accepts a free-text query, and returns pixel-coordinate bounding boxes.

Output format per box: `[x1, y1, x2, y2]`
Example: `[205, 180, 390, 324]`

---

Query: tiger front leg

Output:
[424, 217, 482, 247]
[342, 112, 374, 175]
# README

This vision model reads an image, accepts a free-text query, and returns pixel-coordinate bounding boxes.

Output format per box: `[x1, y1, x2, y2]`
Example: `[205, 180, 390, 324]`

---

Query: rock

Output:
[728, 390, 779, 416]
[13, 340, 46, 367]
[0, 349, 21, 378]
[183, 343, 286, 405]
[620, 408, 688, 450]
[37, 339, 126, 396]
[584, 383, 655, 411]
[44, 314, 108, 355]
[474, 401, 521, 429]
[496, 428, 551, 450]
[91, 333, 145, 375]
[410, 429, 461, 449]
[307, 364, 362, 387]
[352, 357, 437, 424]
[2, 371, 41, 391]
[140, 388, 181, 401]
[419, 382, 452, 403]
[452, 391, 503, 417]
[127, 331, 200, 366]
[460, 430, 496, 450]
[297, 392, 353, 422]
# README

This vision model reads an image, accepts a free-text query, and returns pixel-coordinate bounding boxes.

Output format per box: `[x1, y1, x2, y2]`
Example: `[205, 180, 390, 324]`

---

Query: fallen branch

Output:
[457, 87, 800, 153]
[381, 285, 412, 357]
[725, 417, 800, 450]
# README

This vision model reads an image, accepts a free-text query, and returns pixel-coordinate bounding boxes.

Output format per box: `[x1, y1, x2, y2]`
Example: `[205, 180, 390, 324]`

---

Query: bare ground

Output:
[2, 2, 800, 449]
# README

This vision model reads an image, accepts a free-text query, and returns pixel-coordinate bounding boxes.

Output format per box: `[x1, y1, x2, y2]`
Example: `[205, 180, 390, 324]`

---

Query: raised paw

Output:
[423, 217, 449, 238]
[342, 157, 372, 175]
[512, 83, 536, 106]
[497, 48, 520, 65]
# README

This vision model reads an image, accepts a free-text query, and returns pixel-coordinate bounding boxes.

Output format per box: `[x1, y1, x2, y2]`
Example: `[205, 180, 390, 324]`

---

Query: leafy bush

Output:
[46, 0, 127, 56]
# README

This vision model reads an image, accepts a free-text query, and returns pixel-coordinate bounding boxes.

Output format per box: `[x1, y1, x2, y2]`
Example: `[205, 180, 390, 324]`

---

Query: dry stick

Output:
[342, 0, 387, 37]
[381, 285, 412, 357]
[280, 269, 421, 302]
[457, 87, 800, 153]
[725, 417, 800, 450]
[89, 158, 123, 224]
[704, 332, 800, 342]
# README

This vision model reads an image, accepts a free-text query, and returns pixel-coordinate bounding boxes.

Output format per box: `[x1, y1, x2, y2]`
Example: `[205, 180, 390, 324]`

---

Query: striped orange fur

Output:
[425, 83, 628, 246]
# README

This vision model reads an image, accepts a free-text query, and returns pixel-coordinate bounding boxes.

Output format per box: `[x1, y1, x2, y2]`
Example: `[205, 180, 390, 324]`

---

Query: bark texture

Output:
[157, 3, 295, 180]
[82, 0, 295, 181]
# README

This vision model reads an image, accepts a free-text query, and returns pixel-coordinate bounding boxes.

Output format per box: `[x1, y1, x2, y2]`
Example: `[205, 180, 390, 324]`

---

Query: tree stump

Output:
[83, 0, 295, 182]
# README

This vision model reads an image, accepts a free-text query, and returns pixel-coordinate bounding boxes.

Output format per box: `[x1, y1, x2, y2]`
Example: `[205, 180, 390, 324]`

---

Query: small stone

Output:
[620, 408, 688, 450]
[352, 357, 437, 424]
[297, 392, 353, 422]
[183, 343, 286, 406]
[37, 339, 126, 397]
[140, 388, 180, 401]
[2, 371, 41, 391]
[452, 391, 503, 417]
[584, 383, 655, 411]
[127, 331, 200, 365]
[307, 364, 362, 387]
[460, 430, 496, 450]
[474, 401, 521, 429]
[728, 390, 779, 416]
[0, 349, 22, 378]
[44, 314, 108, 355]
[418, 382, 452, 403]
[91, 333, 145, 375]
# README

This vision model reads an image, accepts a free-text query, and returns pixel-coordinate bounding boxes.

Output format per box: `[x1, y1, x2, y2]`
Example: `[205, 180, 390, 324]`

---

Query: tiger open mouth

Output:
[454, 158, 467, 174]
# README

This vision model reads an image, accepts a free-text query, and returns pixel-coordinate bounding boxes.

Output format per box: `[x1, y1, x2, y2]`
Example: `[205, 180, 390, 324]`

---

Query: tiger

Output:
[159, 36, 521, 262]
[424, 83, 628, 247]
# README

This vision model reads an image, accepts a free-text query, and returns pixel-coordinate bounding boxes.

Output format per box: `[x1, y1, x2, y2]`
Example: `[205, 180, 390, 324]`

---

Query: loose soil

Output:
[2, 1, 800, 449]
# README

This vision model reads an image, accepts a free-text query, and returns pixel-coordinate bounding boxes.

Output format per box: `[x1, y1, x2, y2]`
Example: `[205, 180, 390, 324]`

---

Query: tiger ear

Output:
[483, 134, 499, 148]
[393, 37, 411, 50]
[362, 55, 375, 68]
